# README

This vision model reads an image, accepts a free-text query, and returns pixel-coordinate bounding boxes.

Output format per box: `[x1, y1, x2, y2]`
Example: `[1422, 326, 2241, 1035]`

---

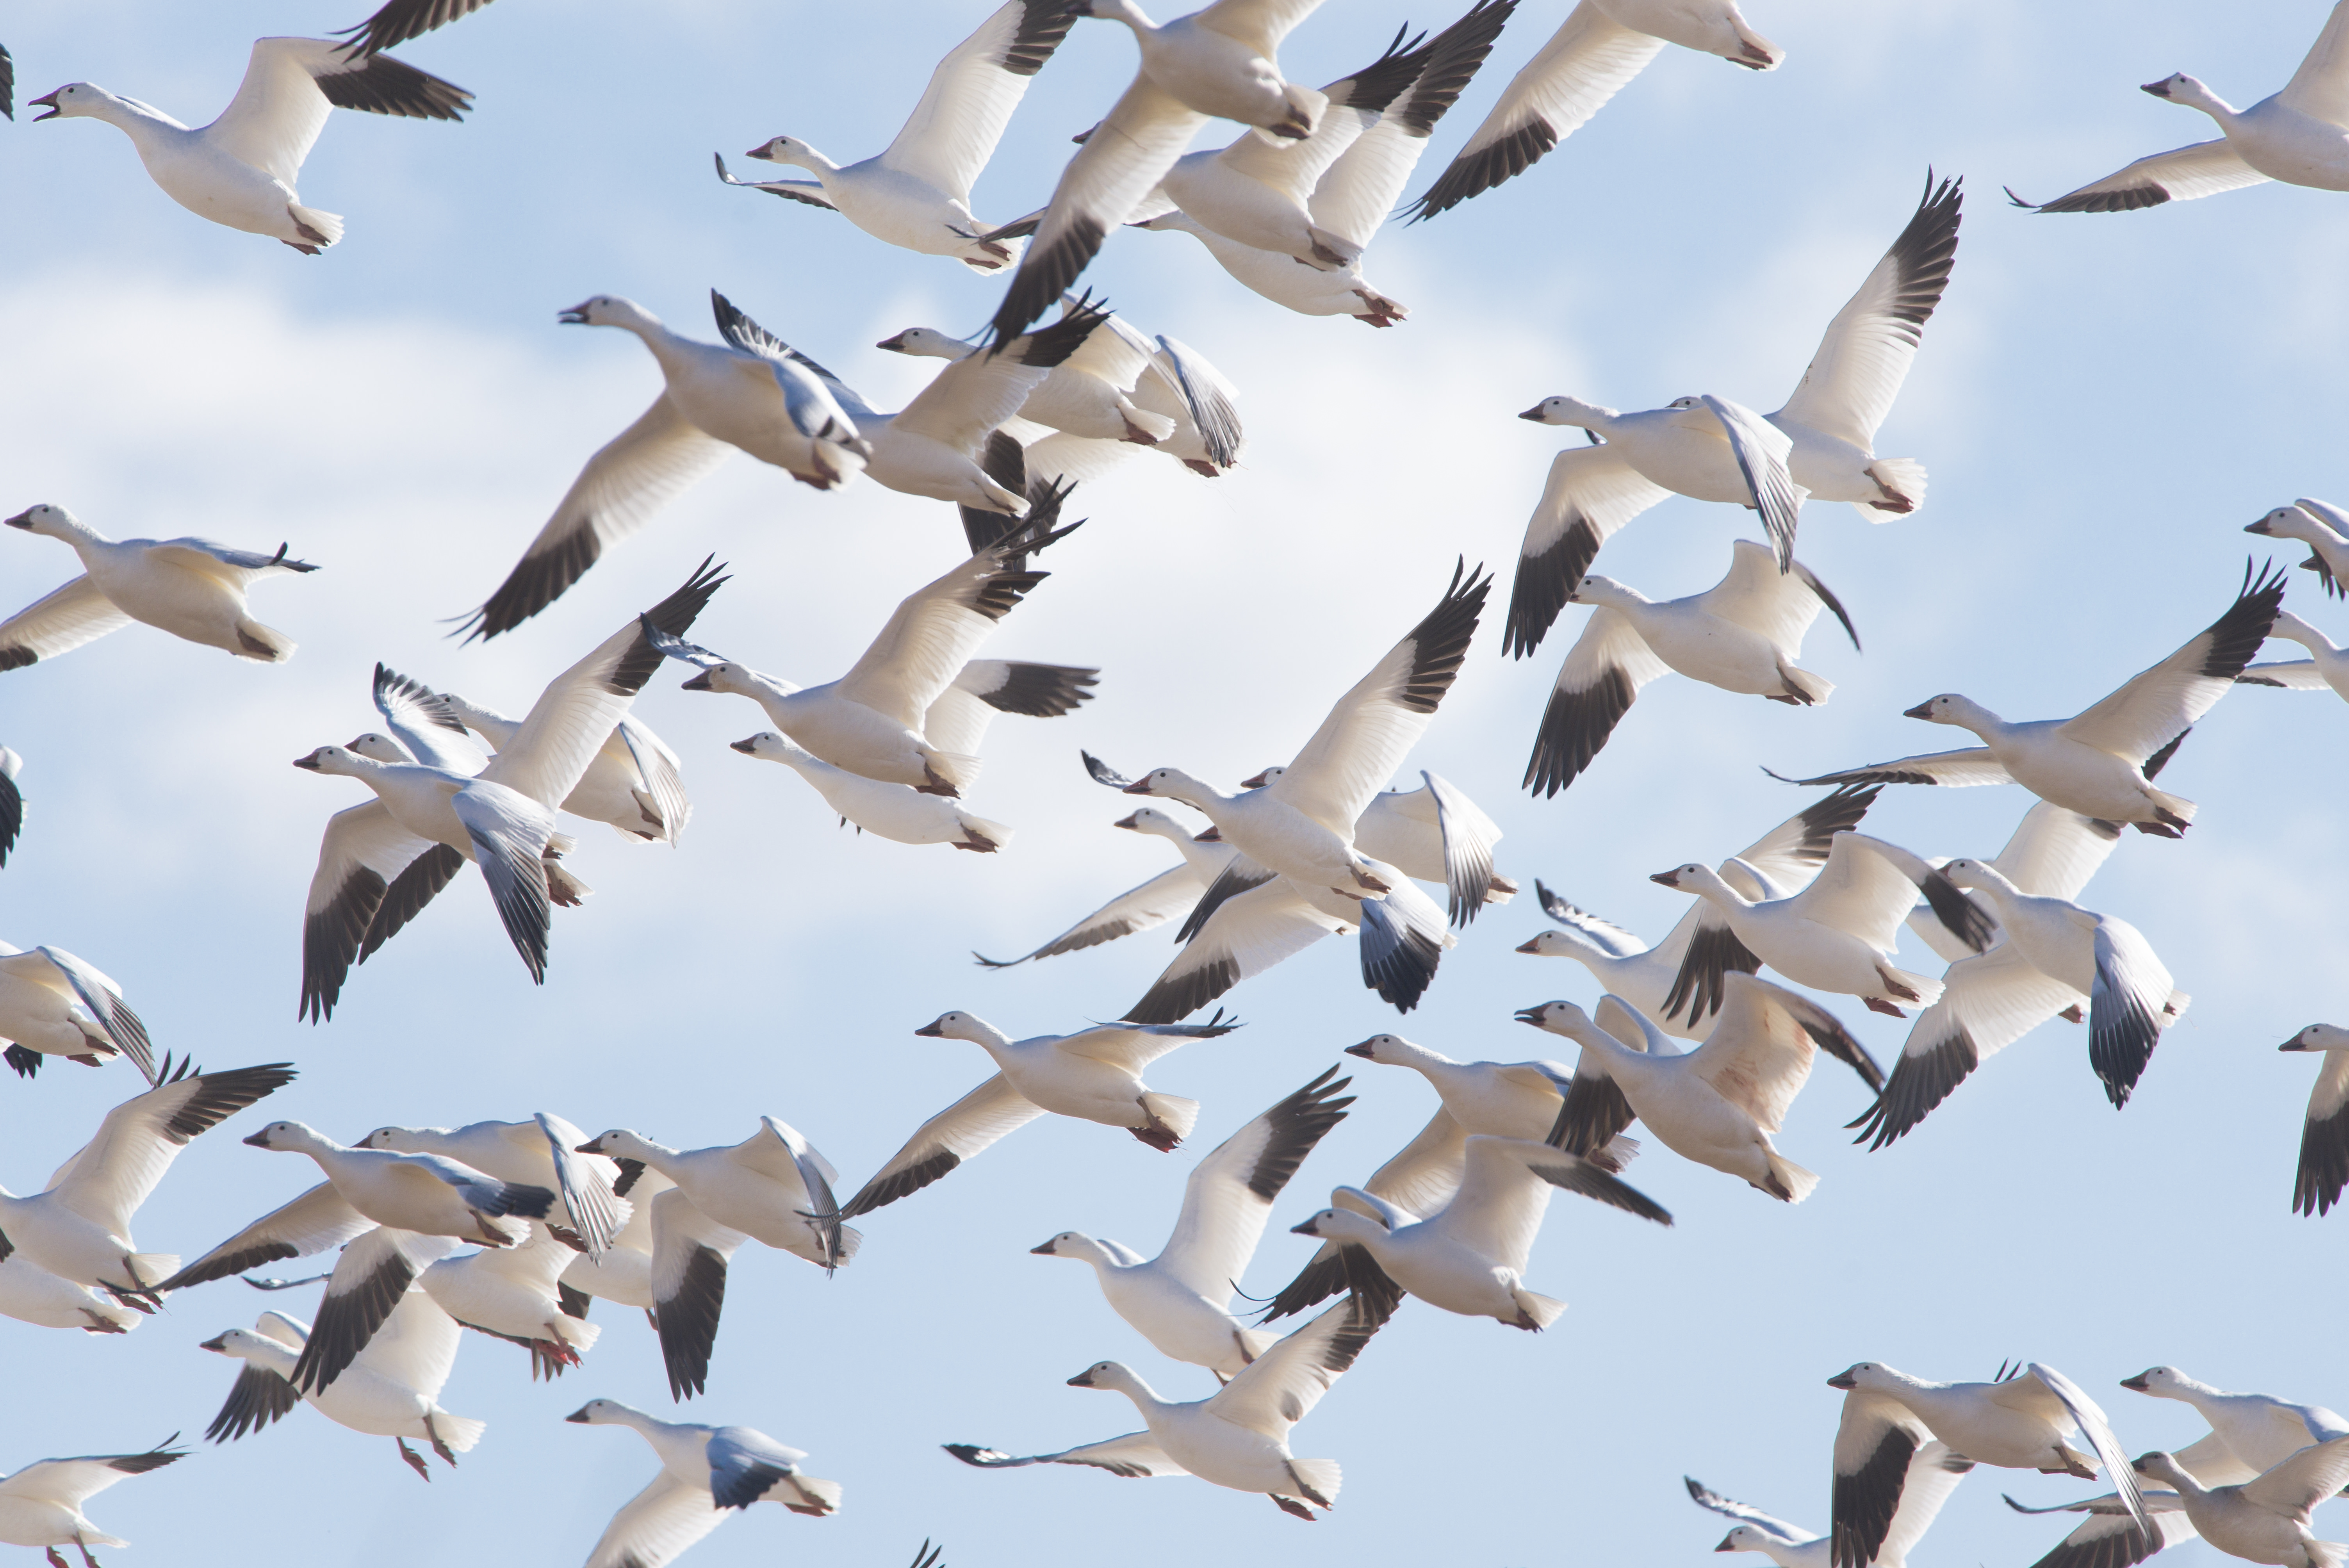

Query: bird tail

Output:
[780, 1473, 844, 1516]
[2164, 989, 2191, 1021]
[123, 1253, 180, 1293]
[557, 1319, 602, 1354]
[1511, 1286, 1569, 1330]
[432, 1411, 487, 1452]
[921, 748, 984, 795]
[1852, 457, 1927, 521]
[1762, 1151, 1819, 1205]
[954, 814, 1014, 853]
[1140, 1092, 1200, 1144]
[1285, 1457, 1342, 1509]
[544, 859, 594, 906]
[288, 204, 345, 248]
[1776, 662, 1834, 706]
[233, 619, 298, 663]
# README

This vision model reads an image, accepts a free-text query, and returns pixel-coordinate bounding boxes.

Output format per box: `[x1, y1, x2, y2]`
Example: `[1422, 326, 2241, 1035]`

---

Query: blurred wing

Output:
[1122, 879, 1344, 1025]
[1502, 444, 1670, 657]
[977, 862, 1207, 968]
[1212, 1291, 1388, 1436]
[1848, 944, 2082, 1149]
[2014, 140, 2265, 214]
[837, 1074, 1045, 1220]
[155, 1183, 373, 1292]
[881, 0, 1078, 201]
[54, 1062, 296, 1237]
[1522, 605, 1672, 798]
[2060, 564, 2284, 762]
[1157, 1066, 1352, 1302]
[0, 576, 134, 668]
[944, 1432, 1181, 1479]
[583, 1470, 727, 1568]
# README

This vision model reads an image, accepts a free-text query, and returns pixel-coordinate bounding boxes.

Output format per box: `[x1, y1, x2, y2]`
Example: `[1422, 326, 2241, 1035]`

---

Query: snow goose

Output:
[1779, 562, 2287, 836]
[878, 307, 1178, 446]
[2009, 4, 2349, 213]
[572, 1118, 852, 1400]
[945, 1289, 1391, 1520]
[1517, 975, 1880, 1201]
[645, 531, 1069, 797]
[0, 506, 316, 668]
[2238, 611, 2349, 702]
[1688, 1448, 1973, 1568]
[355, 1114, 629, 1256]
[1406, 0, 1779, 220]
[1134, 0, 1513, 324]
[462, 300, 861, 639]
[1852, 802, 2134, 1147]
[561, 1162, 671, 1319]
[0, 1439, 184, 1568]
[722, 0, 1078, 271]
[1005, 325, 1249, 483]
[1263, 1031, 1641, 1320]
[297, 561, 725, 1017]
[416, 1221, 599, 1376]
[0, 748, 22, 868]
[568, 1399, 841, 1567]
[979, 0, 1338, 344]
[2000, 1488, 2198, 1568]
[1237, 766, 1515, 923]
[200, 1297, 480, 1480]
[1117, 562, 1490, 1021]
[2282, 1025, 2349, 1216]
[157, 1123, 552, 1391]
[1503, 177, 1960, 656]
[1526, 541, 1859, 795]
[1031, 1067, 1353, 1383]
[716, 292, 1109, 512]
[1281, 1133, 1670, 1327]
[1903, 856, 2184, 1112]
[0, 1057, 294, 1307]
[27, 31, 467, 253]
[2120, 1367, 2349, 1480]
[830, 1012, 1242, 1234]
[0, 1244, 144, 1335]
[2248, 499, 2349, 599]
[2130, 1438, 2349, 1568]
[731, 732, 1014, 852]
[1651, 829, 1989, 1019]
[1118, 24, 1441, 270]
[1829, 1361, 2150, 1567]
[1515, 786, 1879, 1036]
[0, 944, 155, 1083]
[975, 805, 1237, 967]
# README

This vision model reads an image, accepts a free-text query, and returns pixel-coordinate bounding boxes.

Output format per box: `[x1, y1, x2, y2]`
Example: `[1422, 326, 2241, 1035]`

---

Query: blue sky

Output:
[4, 1, 2347, 1564]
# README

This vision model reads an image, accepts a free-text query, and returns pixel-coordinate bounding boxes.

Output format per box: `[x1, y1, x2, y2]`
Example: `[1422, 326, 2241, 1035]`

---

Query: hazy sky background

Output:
[4, 1, 2347, 1565]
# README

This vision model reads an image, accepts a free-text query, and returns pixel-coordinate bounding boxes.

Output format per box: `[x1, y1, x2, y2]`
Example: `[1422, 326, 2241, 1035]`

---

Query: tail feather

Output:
[545, 861, 593, 905]
[234, 620, 298, 663]
[1141, 1092, 1200, 1143]
[954, 814, 1015, 853]
[781, 1473, 844, 1516]
[922, 748, 984, 794]
[557, 1319, 602, 1353]
[1511, 1286, 1568, 1329]
[432, 1411, 487, 1452]
[1763, 1151, 1819, 1204]
[125, 1252, 180, 1291]
[288, 204, 346, 248]
[1286, 1456, 1342, 1509]
[1777, 662, 1833, 705]
[1852, 457, 1927, 521]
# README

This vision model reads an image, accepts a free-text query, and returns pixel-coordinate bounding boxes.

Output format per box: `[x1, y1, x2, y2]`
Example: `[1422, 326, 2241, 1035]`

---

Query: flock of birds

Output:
[4, 0, 2349, 1564]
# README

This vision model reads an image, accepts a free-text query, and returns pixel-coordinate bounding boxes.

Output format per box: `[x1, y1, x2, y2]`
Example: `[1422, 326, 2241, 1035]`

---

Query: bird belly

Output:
[1104, 1272, 1251, 1372]
[835, 171, 982, 254]
[1617, 425, 1748, 503]
[91, 562, 244, 652]
[1639, 615, 1785, 693]
[1146, 27, 1289, 126]
[1783, 429, 1880, 501]
[2000, 739, 2160, 820]
[2235, 107, 2349, 190]
[145, 143, 307, 238]
[0, 1497, 91, 1548]
[1158, 1410, 1293, 1492]
[782, 704, 930, 788]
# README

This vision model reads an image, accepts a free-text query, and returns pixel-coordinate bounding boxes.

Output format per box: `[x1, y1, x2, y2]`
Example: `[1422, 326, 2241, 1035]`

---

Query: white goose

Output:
[0, 1440, 184, 1568]
[1502, 177, 1961, 657]
[572, 1119, 853, 1401]
[1, 506, 316, 669]
[462, 296, 863, 639]
[355, 1114, 629, 1256]
[200, 1299, 481, 1480]
[1117, 563, 1490, 1021]
[567, 1399, 841, 1568]
[979, 0, 1337, 345]
[2239, 611, 2349, 702]
[1006, 325, 1248, 483]
[975, 804, 1237, 967]
[1282, 1133, 1670, 1327]
[1650, 829, 1987, 1019]
[877, 311, 1177, 446]
[1687, 1449, 1973, 1568]
[0, 1058, 294, 1307]
[832, 1012, 1243, 1231]
[721, 0, 1079, 271]
[1829, 1361, 2150, 1566]
[1852, 801, 2134, 1148]
[2000, 1488, 2199, 1568]
[1526, 541, 1859, 796]
[297, 561, 725, 1018]
[155, 1123, 554, 1393]
[2121, 1366, 2349, 1481]
[724, 295, 1110, 512]
[644, 531, 1070, 796]
[731, 733, 1014, 852]
[2010, 3, 2349, 213]
[946, 1291, 1390, 1520]
[1782, 563, 2287, 836]
[2249, 499, 2349, 599]
[0, 944, 153, 1083]
[27, 27, 468, 252]
[2283, 1025, 2349, 1217]
[416, 1222, 599, 1376]
[1407, 0, 1780, 220]
[0, 747, 20, 868]
[1135, 0, 1512, 324]
[1236, 766, 1514, 923]
[1515, 786, 1880, 1036]
[1518, 975, 1880, 1202]
[2130, 1439, 2349, 1568]
[0, 1246, 143, 1336]
[560, 1164, 673, 1319]
[1032, 1066, 1353, 1382]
